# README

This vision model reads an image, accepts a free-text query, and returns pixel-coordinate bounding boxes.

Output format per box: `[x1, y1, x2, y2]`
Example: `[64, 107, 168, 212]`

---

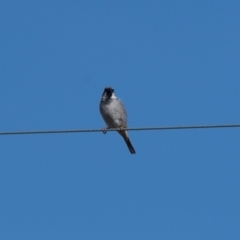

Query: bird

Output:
[99, 87, 136, 154]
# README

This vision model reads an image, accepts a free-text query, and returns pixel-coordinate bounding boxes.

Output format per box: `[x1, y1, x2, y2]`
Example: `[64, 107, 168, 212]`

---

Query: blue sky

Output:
[0, 1, 240, 239]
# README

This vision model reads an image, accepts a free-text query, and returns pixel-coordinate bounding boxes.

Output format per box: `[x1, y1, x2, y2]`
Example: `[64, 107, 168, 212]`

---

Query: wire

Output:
[0, 124, 240, 136]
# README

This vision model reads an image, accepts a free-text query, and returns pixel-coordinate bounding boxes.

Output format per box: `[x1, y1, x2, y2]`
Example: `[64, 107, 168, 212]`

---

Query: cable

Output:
[0, 124, 240, 136]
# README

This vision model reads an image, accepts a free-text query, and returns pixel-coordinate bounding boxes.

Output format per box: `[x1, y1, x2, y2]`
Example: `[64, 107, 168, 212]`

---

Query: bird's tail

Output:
[119, 130, 136, 154]
[124, 137, 136, 154]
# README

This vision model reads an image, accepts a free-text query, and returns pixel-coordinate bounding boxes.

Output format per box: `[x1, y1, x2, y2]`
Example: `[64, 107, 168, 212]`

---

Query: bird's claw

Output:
[102, 128, 107, 134]
[119, 127, 125, 133]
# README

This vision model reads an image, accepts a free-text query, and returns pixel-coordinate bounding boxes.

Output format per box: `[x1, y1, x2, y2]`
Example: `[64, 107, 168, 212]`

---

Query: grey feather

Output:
[100, 87, 136, 154]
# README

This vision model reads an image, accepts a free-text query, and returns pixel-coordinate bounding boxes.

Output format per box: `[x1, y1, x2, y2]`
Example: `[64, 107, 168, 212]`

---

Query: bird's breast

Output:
[100, 99, 127, 128]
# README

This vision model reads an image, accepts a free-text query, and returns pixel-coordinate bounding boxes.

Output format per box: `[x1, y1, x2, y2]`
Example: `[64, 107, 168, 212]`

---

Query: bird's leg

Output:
[102, 127, 109, 134]
[119, 127, 126, 133]
[119, 127, 123, 134]
[118, 127, 127, 136]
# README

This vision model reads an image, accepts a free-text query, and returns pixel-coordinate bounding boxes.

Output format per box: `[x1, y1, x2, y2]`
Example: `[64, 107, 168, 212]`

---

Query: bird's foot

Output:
[119, 127, 125, 133]
[102, 128, 108, 134]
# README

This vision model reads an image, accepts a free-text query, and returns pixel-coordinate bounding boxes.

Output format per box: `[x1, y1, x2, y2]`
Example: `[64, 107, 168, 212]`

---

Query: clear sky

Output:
[0, 1, 240, 239]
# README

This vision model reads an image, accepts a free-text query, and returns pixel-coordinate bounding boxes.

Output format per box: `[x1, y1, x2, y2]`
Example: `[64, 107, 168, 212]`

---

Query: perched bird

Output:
[99, 87, 136, 154]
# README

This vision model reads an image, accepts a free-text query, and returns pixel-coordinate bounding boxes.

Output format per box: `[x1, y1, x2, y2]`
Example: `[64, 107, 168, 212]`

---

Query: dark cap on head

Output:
[102, 87, 114, 99]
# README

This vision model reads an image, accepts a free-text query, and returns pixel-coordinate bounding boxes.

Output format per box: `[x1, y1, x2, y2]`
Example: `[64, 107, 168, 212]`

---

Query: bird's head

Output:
[102, 87, 116, 100]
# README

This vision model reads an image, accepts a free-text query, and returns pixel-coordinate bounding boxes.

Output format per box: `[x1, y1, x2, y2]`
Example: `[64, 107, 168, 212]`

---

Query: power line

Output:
[0, 124, 240, 136]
